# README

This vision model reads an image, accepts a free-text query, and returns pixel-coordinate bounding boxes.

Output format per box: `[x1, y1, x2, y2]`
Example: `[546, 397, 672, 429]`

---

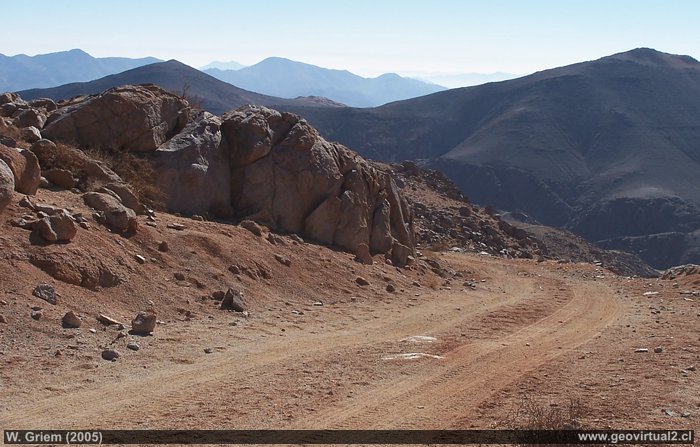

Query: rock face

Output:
[153, 110, 230, 215]
[20, 87, 416, 261]
[42, 85, 190, 152]
[0, 159, 13, 210]
[0, 144, 41, 195]
[222, 106, 415, 259]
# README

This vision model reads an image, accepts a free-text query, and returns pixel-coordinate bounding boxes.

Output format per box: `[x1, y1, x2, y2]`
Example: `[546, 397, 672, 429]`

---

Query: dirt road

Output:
[1, 254, 623, 431]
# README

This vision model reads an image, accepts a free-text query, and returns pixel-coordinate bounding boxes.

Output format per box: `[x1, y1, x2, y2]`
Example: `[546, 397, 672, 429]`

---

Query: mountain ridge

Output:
[278, 48, 700, 268]
[17, 60, 342, 114]
[203, 56, 446, 107]
[0, 49, 161, 91]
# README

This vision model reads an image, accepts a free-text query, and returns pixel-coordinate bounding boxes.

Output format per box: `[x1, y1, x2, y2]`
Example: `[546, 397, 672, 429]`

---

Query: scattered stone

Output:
[61, 311, 82, 328]
[131, 311, 156, 335]
[687, 365, 696, 372]
[274, 254, 291, 266]
[220, 287, 247, 312]
[101, 348, 120, 361]
[0, 145, 41, 195]
[267, 233, 286, 245]
[663, 409, 675, 417]
[290, 234, 304, 244]
[240, 219, 264, 237]
[654, 346, 664, 353]
[356, 276, 370, 286]
[228, 265, 241, 275]
[313, 301, 324, 306]
[158, 241, 169, 252]
[204, 347, 214, 354]
[21, 126, 42, 143]
[681, 412, 691, 418]
[31, 309, 43, 320]
[0, 314, 7, 324]
[354, 243, 373, 265]
[134, 254, 146, 264]
[0, 159, 15, 210]
[89, 328, 96, 334]
[83, 192, 138, 234]
[386, 284, 396, 293]
[174, 272, 186, 281]
[634, 348, 649, 353]
[211, 290, 225, 301]
[126, 342, 140, 351]
[96, 313, 123, 326]
[167, 223, 186, 231]
[44, 168, 75, 189]
[32, 211, 78, 242]
[18, 195, 34, 209]
[32, 283, 57, 304]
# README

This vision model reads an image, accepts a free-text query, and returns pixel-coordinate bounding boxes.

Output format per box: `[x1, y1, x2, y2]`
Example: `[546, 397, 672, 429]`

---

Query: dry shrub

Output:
[427, 240, 451, 252]
[422, 273, 442, 290]
[36, 142, 165, 210]
[498, 396, 585, 428]
[83, 147, 165, 210]
[495, 396, 587, 447]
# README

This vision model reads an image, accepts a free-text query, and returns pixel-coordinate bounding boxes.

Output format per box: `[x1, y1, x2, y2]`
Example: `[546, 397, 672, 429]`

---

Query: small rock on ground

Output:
[61, 311, 82, 328]
[101, 348, 120, 361]
[356, 276, 370, 286]
[126, 342, 140, 351]
[32, 283, 57, 304]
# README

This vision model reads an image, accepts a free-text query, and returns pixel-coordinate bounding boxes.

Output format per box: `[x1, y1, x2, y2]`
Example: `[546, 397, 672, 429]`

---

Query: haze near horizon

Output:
[2, 0, 699, 80]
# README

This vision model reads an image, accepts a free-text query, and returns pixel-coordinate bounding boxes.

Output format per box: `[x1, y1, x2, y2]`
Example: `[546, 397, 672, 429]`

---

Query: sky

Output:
[3, 0, 700, 80]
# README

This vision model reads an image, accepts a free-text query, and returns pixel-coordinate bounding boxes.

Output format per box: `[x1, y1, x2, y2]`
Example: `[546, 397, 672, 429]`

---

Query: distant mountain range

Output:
[203, 57, 446, 107]
[200, 60, 246, 71]
[19, 60, 342, 114]
[410, 72, 520, 88]
[0, 49, 161, 91]
[279, 48, 700, 269]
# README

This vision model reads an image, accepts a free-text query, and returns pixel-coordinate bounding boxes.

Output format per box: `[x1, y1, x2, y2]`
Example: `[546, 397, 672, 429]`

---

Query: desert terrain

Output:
[1, 188, 698, 434]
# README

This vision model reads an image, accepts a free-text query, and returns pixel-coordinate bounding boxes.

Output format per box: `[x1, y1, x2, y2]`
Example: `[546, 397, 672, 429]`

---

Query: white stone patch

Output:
[382, 352, 444, 360]
[400, 335, 438, 343]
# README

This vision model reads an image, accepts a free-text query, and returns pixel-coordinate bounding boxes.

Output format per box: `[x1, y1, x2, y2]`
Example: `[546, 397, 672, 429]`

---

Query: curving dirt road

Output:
[1, 255, 621, 431]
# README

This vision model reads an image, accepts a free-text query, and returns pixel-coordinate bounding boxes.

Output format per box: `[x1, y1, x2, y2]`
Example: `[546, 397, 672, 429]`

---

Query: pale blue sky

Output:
[4, 0, 699, 77]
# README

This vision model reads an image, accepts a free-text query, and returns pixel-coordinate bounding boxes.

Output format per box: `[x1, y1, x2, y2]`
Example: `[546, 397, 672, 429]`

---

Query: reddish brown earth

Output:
[1, 188, 698, 437]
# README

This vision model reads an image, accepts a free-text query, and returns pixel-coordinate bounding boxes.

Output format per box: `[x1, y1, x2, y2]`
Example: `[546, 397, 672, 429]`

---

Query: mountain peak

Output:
[607, 47, 699, 66]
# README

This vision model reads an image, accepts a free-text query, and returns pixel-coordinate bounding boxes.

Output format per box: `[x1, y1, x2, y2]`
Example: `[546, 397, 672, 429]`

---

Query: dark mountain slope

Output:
[281, 49, 700, 268]
[18, 60, 339, 115]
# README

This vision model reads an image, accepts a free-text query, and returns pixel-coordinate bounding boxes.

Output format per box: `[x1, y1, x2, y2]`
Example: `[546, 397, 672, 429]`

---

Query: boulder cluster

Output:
[1, 85, 415, 264]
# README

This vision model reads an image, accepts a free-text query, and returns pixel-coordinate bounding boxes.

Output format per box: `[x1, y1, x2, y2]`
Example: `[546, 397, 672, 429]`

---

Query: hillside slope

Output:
[281, 48, 700, 268]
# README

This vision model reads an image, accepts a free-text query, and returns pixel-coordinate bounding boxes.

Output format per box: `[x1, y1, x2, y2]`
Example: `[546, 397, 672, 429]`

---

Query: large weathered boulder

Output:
[42, 85, 190, 152]
[83, 192, 138, 233]
[153, 110, 230, 215]
[0, 144, 41, 194]
[0, 159, 14, 210]
[222, 105, 415, 256]
[14, 108, 46, 129]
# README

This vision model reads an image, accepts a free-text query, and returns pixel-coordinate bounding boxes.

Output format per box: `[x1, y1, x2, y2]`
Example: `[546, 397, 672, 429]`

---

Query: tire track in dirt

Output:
[1, 260, 620, 430]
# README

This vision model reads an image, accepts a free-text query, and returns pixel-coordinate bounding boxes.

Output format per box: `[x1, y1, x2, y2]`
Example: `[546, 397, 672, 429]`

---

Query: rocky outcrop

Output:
[153, 110, 230, 215]
[222, 106, 415, 260]
[0, 144, 41, 195]
[8, 88, 415, 261]
[0, 158, 14, 210]
[42, 85, 190, 152]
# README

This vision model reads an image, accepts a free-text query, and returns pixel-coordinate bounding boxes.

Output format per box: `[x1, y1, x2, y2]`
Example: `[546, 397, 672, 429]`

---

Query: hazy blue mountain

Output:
[0, 49, 161, 91]
[204, 57, 446, 107]
[280, 48, 700, 269]
[19, 60, 343, 115]
[200, 60, 246, 71]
